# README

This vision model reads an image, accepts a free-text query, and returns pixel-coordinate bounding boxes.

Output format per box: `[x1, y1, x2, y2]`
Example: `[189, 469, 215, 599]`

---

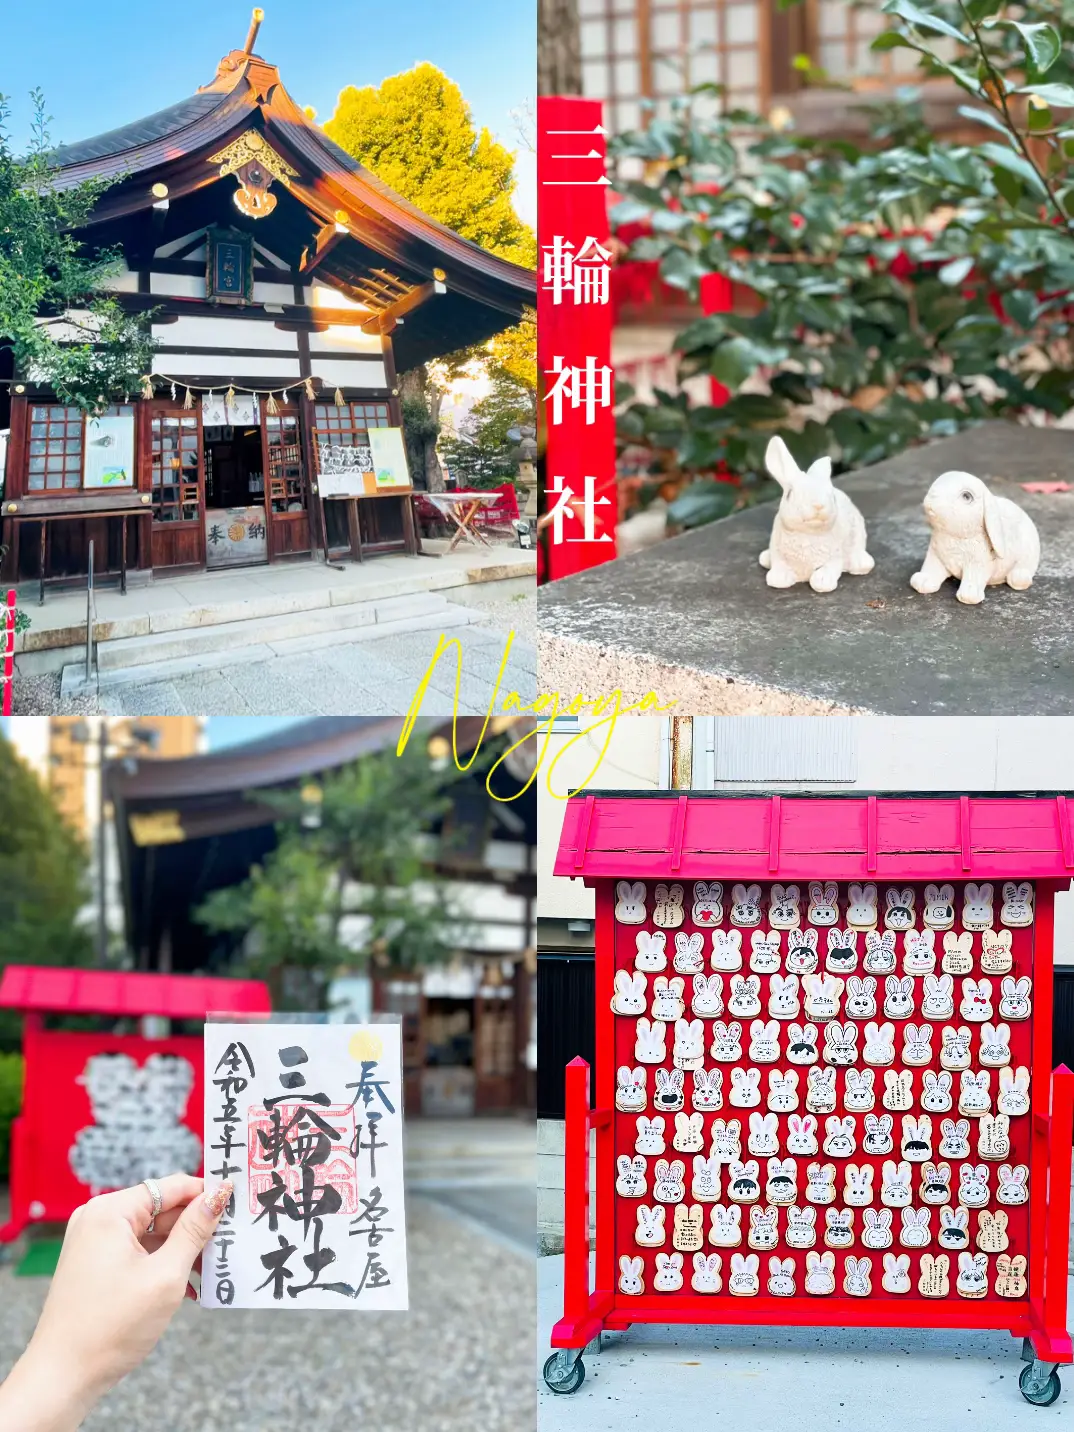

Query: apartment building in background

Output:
[9, 718, 205, 838]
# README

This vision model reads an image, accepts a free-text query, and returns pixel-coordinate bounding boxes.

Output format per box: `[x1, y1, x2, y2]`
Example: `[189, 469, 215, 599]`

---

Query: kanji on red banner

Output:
[538, 95, 617, 581]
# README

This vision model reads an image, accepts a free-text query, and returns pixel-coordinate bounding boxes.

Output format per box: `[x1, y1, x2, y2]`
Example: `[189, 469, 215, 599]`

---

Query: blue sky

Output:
[0, 716, 301, 750]
[207, 717, 301, 750]
[1, 1, 535, 224]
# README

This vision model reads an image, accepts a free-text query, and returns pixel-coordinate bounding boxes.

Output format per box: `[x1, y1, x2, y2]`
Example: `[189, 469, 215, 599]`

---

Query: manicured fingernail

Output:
[203, 1181, 233, 1218]
[185, 1281, 198, 1301]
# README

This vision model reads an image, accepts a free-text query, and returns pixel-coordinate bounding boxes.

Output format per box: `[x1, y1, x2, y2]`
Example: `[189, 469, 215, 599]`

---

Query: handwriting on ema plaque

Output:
[201, 1023, 408, 1310]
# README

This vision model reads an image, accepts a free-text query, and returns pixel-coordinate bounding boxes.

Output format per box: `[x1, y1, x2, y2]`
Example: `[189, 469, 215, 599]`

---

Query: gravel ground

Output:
[11, 671, 96, 716]
[0, 1197, 536, 1432]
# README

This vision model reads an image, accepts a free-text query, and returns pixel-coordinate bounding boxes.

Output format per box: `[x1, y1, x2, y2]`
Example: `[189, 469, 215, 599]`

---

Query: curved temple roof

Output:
[48, 41, 535, 367]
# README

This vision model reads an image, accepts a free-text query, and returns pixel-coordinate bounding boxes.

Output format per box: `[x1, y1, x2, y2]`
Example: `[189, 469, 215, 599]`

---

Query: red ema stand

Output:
[546, 793, 1074, 1406]
[0, 965, 270, 1242]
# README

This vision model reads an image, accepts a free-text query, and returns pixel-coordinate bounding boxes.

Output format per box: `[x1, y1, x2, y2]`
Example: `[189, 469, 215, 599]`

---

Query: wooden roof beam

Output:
[335, 268, 412, 302]
[361, 279, 439, 335]
[299, 219, 348, 275]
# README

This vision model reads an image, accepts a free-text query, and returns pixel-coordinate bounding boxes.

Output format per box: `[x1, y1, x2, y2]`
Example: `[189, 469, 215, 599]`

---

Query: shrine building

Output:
[0, 11, 534, 587]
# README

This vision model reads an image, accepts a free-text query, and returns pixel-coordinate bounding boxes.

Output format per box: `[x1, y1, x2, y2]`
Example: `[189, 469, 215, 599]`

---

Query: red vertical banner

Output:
[2, 589, 15, 717]
[538, 95, 617, 582]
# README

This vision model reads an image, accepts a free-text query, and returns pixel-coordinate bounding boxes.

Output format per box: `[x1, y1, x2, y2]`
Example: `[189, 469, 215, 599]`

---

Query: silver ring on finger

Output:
[142, 1177, 163, 1234]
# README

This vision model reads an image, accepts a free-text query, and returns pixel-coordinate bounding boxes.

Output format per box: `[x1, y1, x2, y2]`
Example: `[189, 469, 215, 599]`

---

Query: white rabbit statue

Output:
[759, 436, 874, 593]
[909, 471, 1040, 605]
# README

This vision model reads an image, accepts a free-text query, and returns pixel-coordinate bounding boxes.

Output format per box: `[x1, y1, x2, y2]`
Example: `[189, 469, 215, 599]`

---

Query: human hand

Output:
[0, 1174, 232, 1432]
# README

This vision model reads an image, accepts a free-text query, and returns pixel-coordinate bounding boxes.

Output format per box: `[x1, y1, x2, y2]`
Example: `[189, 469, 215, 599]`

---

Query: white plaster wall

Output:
[307, 359, 387, 389]
[308, 328, 385, 356]
[150, 273, 204, 299]
[99, 270, 140, 294]
[252, 281, 297, 305]
[153, 316, 299, 351]
[153, 355, 302, 379]
[311, 280, 366, 311]
[537, 718, 663, 921]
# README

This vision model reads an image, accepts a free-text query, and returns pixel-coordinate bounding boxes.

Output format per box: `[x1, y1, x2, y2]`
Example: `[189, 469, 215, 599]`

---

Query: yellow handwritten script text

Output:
[396, 630, 674, 800]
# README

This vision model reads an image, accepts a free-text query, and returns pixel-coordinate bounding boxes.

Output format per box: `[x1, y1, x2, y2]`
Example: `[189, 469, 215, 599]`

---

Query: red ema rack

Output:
[545, 794, 1074, 1406]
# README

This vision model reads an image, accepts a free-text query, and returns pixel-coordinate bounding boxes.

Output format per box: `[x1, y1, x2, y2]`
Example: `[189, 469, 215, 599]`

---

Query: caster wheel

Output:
[1019, 1364, 1061, 1407]
[543, 1351, 586, 1394]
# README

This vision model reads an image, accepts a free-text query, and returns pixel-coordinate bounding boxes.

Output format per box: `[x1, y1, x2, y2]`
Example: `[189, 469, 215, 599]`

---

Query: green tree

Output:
[195, 741, 477, 1010]
[325, 65, 536, 488]
[0, 92, 156, 410]
[325, 63, 535, 266]
[0, 735, 93, 1049]
[439, 368, 536, 488]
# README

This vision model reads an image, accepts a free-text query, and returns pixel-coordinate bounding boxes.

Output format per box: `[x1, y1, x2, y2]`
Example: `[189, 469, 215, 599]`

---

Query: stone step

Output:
[14, 547, 536, 664]
[95, 591, 458, 671]
[59, 595, 477, 696]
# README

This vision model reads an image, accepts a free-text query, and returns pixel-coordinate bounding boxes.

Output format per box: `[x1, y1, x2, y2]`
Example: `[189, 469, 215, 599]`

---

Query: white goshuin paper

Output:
[201, 1023, 408, 1310]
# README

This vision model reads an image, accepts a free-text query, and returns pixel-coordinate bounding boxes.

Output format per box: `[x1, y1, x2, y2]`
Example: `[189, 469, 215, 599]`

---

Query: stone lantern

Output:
[510, 425, 538, 518]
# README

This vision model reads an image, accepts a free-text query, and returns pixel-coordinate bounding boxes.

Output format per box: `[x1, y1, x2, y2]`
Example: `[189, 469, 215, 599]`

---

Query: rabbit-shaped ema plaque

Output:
[910, 471, 1040, 605]
[759, 436, 874, 592]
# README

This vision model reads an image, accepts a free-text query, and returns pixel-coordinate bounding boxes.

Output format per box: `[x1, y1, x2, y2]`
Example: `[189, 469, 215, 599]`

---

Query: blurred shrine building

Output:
[0, 13, 533, 589]
[106, 717, 537, 1116]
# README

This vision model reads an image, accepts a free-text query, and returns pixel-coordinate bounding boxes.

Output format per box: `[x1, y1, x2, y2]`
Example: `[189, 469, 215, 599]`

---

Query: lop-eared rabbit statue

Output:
[760, 436, 874, 592]
[910, 471, 1040, 605]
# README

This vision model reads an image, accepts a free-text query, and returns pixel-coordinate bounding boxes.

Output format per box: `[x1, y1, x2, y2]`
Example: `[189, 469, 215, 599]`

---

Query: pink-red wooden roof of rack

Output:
[554, 793, 1074, 882]
[0, 966, 271, 1018]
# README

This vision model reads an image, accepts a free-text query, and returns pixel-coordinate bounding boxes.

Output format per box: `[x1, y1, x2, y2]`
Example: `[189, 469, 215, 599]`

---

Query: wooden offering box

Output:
[546, 793, 1074, 1406]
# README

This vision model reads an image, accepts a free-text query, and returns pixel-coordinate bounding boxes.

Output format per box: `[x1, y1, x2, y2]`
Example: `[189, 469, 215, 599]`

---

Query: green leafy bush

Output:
[0, 1053, 24, 1181]
[0, 92, 156, 409]
[611, 0, 1074, 526]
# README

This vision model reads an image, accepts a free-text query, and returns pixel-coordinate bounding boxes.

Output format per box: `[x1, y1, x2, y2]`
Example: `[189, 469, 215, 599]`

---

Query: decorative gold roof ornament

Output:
[208, 130, 297, 219]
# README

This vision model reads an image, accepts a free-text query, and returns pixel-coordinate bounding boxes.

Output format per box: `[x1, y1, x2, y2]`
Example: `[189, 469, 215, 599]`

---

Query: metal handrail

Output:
[85, 539, 95, 683]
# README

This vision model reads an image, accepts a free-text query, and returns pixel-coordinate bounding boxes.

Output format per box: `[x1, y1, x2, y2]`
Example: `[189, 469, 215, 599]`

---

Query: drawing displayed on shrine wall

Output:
[68, 1052, 202, 1193]
[201, 1023, 408, 1311]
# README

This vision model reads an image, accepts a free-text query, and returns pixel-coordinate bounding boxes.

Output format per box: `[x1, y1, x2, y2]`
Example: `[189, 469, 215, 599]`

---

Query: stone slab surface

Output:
[15, 545, 535, 652]
[91, 616, 536, 718]
[538, 422, 1074, 714]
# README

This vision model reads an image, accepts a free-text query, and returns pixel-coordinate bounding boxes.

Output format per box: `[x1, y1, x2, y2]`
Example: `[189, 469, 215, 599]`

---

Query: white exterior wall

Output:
[536, 718, 664, 922]
[100, 243, 389, 388]
[538, 718, 1074, 941]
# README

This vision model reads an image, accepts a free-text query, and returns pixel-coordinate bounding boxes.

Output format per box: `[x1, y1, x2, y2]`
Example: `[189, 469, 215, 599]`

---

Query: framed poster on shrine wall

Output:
[317, 442, 372, 497]
[367, 427, 411, 489]
[206, 227, 253, 305]
[83, 412, 135, 488]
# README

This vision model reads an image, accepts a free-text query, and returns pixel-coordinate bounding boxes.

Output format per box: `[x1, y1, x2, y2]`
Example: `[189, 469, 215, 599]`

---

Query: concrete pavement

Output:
[15, 542, 533, 660]
[538, 1254, 1073, 1428]
[405, 1115, 536, 1257]
[95, 612, 535, 716]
